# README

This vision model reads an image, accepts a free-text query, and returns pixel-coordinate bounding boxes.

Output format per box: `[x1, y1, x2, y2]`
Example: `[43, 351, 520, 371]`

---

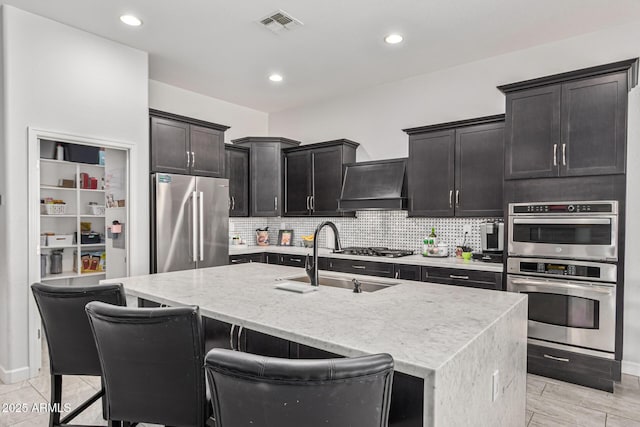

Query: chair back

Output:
[205, 348, 394, 427]
[31, 282, 126, 376]
[85, 302, 206, 427]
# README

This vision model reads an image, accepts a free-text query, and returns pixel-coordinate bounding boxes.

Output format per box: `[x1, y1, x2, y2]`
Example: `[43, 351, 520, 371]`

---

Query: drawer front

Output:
[422, 266, 501, 290]
[280, 254, 307, 267]
[265, 253, 281, 265]
[229, 253, 264, 264]
[327, 258, 395, 278]
[394, 264, 421, 281]
[527, 343, 618, 392]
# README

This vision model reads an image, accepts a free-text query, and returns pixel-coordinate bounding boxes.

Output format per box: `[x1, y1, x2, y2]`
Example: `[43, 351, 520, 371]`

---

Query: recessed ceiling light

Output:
[384, 34, 403, 44]
[269, 74, 284, 82]
[120, 15, 142, 27]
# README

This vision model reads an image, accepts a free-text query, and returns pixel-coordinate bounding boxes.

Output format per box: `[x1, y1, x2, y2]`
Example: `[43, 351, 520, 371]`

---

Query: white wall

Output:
[0, 5, 149, 382]
[149, 80, 268, 142]
[270, 21, 640, 374]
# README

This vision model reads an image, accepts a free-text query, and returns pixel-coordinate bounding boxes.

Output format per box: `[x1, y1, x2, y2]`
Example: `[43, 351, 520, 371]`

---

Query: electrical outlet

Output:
[463, 224, 472, 234]
[492, 370, 500, 402]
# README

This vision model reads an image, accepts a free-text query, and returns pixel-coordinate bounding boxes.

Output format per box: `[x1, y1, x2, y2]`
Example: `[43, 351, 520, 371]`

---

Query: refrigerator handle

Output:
[199, 191, 204, 261]
[192, 191, 198, 262]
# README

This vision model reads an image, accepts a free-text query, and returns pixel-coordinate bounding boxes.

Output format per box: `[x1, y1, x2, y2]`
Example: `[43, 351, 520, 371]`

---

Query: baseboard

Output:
[0, 363, 30, 384]
[622, 360, 640, 377]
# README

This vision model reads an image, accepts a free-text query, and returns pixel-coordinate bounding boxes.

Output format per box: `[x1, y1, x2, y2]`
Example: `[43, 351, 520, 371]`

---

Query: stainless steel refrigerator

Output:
[151, 173, 229, 273]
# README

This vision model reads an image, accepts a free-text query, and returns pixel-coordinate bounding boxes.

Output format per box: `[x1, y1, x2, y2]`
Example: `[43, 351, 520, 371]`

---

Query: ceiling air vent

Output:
[259, 10, 303, 34]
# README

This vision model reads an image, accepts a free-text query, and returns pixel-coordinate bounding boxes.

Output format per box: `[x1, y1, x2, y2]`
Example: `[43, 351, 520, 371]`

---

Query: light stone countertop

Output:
[104, 263, 523, 379]
[229, 245, 504, 272]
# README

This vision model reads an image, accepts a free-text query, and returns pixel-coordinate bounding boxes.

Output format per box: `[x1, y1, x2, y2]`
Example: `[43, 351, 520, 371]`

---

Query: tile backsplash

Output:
[230, 211, 500, 255]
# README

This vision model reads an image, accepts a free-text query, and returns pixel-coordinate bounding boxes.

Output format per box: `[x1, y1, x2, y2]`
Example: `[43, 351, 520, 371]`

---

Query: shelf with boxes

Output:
[38, 140, 128, 283]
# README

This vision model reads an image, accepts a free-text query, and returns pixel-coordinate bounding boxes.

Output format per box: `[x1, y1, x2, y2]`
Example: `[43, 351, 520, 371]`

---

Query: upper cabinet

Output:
[283, 140, 358, 217]
[499, 59, 638, 180]
[404, 115, 505, 218]
[225, 145, 249, 217]
[232, 137, 301, 217]
[150, 109, 229, 177]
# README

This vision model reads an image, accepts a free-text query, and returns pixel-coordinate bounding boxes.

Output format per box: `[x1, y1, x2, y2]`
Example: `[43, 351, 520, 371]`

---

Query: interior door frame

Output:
[27, 127, 134, 379]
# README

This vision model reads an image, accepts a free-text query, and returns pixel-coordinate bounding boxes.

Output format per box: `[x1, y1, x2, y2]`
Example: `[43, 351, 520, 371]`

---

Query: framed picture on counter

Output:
[278, 230, 294, 246]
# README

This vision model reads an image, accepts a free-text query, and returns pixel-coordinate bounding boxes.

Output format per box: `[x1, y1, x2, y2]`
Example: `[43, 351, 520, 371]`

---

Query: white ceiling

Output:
[4, 0, 640, 113]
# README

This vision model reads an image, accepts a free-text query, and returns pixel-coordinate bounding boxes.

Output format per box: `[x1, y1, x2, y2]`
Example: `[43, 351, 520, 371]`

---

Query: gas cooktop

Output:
[335, 247, 414, 258]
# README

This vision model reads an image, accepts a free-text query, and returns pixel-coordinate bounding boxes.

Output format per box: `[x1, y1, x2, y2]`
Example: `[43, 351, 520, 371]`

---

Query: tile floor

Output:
[1, 355, 639, 426]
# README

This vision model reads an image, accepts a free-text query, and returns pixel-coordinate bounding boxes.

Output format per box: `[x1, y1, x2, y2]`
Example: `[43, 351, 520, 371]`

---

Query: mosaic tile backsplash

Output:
[230, 211, 500, 255]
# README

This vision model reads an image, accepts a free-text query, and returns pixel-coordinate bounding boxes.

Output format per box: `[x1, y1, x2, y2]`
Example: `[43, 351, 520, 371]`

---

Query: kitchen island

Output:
[103, 263, 527, 427]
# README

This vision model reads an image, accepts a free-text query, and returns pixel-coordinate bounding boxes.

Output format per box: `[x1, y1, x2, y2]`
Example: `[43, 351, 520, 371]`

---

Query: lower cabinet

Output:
[279, 254, 308, 267]
[422, 266, 503, 290]
[228, 253, 264, 264]
[394, 264, 421, 281]
[326, 258, 395, 278]
[239, 328, 291, 358]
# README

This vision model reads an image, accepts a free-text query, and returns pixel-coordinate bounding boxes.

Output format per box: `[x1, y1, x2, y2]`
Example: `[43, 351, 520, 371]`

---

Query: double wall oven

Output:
[507, 201, 618, 359]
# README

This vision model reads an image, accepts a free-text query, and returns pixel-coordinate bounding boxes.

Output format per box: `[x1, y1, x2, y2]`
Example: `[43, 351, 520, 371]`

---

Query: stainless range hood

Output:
[337, 158, 407, 211]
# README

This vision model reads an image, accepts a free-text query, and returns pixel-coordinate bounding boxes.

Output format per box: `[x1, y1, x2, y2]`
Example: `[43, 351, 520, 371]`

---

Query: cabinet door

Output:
[226, 148, 249, 217]
[561, 73, 627, 177]
[240, 329, 290, 358]
[279, 254, 307, 267]
[407, 130, 455, 216]
[284, 151, 312, 216]
[455, 122, 505, 217]
[505, 85, 561, 179]
[250, 142, 282, 216]
[422, 267, 502, 290]
[265, 253, 282, 264]
[394, 264, 421, 281]
[203, 317, 233, 352]
[190, 125, 224, 177]
[150, 117, 190, 174]
[311, 146, 344, 216]
[229, 253, 264, 264]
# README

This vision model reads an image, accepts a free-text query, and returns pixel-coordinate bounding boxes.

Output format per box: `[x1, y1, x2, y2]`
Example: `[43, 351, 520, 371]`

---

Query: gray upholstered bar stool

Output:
[205, 348, 394, 427]
[31, 282, 127, 427]
[85, 302, 209, 427]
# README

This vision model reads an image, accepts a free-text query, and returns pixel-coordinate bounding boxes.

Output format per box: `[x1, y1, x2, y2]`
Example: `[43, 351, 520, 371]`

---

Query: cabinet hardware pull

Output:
[395, 271, 399, 279]
[191, 151, 195, 168]
[352, 265, 366, 270]
[449, 274, 469, 280]
[291, 258, 302, 262]
[310, 195, 315, 210]
[274, 196, 278, 211]
[231, 259, 241, 263]
[236, 326, 244, 352]
[229, 198, 232, 209]
[455, 190, 460, 207]
[543, 354, 569, 363]
[449, 190, 453, 208]
[553, 144, 558, 167]
[186, 151, 191, 167]
[231, 196, 235, 210]
[562, 143, 566, 166]
[229, 325, 236, 350]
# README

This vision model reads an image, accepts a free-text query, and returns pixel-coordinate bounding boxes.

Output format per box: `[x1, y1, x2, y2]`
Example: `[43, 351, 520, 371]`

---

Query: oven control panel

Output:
[507, 257, 617, 283]
[511, 201, 616, 214]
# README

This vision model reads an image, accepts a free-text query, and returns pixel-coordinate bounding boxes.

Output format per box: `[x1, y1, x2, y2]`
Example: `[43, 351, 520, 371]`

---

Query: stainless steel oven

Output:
[507, 257, 617, 357]
[508, 201, 618, 261]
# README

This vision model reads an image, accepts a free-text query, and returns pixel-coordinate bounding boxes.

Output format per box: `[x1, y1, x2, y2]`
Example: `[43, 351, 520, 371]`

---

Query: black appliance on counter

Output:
[336, 247, 414, 258]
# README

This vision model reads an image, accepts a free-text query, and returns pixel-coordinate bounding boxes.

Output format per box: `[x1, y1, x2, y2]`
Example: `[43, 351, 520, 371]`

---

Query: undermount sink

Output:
[285, 274, 398, 293]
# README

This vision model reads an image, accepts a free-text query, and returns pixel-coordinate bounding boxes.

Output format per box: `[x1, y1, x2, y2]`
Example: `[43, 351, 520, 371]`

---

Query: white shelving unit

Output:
[38, 147, 128, 284]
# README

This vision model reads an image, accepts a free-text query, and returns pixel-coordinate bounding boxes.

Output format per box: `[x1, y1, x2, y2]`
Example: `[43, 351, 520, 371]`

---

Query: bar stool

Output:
[31, 282, 126, 427]
[85, 302, 209, 427]
[205, 348, 394, 427]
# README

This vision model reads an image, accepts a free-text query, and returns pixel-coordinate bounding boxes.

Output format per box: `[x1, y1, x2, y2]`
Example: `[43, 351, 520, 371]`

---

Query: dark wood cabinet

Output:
[232, 137, 301, 217]
[283, 140, 358, 217]
[229, 253, 264, 264]
[240, 328, 291, 358]
[421, 266, 502, 290]
[499, 59, 637, 180]
[326, 258, 395, 278]
[279, 253, 307, 267]
[150, 117, 190, 175]
[404, 115, 505, 217]
[225, 145, 249, 217]
[150, 110, 229, 177]
[394, 264, 421, 281]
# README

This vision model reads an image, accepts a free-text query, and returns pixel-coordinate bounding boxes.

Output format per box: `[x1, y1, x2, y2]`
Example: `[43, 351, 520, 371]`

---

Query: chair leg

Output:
[49, 374, 62, 427]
